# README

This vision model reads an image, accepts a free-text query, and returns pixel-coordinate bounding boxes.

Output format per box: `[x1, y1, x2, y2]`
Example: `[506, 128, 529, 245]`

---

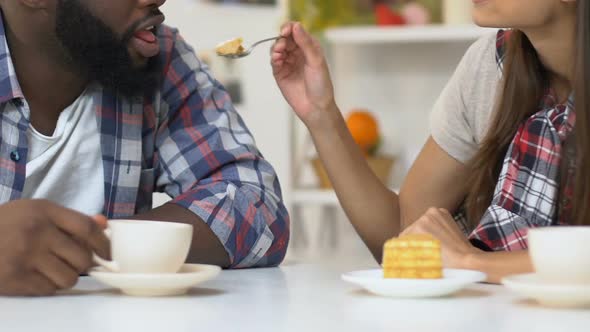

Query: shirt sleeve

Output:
[429, 32, 498, 163]
[154, 28, 289, 268]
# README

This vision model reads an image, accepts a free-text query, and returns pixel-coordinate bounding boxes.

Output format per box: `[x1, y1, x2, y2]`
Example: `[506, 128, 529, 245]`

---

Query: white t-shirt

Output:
[430, 32, 502, 163]
[21, 87, 105, 215]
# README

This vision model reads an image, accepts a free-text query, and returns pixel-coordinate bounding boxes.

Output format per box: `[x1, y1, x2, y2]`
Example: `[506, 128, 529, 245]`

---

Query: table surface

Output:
[1, 260, 589, 332]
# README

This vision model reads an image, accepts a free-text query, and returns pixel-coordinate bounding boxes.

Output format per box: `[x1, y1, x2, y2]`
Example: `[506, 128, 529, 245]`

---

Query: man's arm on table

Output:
[132, 27, 289, 269]
[132, 203, 231, 267]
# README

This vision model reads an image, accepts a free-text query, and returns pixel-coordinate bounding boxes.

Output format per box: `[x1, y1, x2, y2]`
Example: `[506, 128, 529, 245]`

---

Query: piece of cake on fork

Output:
[216, 37, 245, 56]
[382, 234, 443, 279]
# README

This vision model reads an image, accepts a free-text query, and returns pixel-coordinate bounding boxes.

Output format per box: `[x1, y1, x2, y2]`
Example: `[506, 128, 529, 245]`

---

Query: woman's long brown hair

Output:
[465, 2, 589, 228]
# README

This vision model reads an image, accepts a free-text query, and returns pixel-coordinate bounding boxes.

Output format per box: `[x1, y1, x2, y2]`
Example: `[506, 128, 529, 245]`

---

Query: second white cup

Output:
[528, 226, 590, 284]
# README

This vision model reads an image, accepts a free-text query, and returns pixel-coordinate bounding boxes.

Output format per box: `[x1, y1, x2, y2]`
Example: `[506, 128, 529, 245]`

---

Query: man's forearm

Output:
[131, 203, 230, 268]
[465, 250, 533, 284]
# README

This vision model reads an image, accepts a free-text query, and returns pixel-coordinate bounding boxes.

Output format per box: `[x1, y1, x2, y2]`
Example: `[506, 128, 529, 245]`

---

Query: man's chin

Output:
[128, 49, 149, 68]
[92, 48, 163, 97]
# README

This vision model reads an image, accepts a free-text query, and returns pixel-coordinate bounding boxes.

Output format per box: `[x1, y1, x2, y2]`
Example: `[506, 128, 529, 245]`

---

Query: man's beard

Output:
[55, 0, 163, 97]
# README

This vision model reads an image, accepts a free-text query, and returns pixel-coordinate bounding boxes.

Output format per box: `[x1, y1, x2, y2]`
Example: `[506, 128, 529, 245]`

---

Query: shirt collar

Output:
[0, 11, 25, 105]
[541, 87, 575, 112]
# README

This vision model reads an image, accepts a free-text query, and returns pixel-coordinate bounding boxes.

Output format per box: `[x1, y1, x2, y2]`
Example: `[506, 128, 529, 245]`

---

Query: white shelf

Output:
[292, 188, 399, 206]
[324, 25, 494, 45]
[292, 189, 339, 205]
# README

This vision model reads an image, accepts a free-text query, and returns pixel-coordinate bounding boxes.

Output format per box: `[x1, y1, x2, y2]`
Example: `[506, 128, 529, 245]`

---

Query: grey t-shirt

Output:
[430, 32, 502, 163]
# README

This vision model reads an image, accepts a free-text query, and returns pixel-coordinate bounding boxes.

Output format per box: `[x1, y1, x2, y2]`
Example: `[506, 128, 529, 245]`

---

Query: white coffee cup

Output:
[93, 220, 193, 274]
[528, 226, 590, 284]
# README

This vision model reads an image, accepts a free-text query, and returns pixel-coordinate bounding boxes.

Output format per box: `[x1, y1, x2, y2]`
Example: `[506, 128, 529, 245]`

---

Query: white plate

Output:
[89, 264, 221, 297]
[342, 268, 487, 298]
[502, 273, 590, 308]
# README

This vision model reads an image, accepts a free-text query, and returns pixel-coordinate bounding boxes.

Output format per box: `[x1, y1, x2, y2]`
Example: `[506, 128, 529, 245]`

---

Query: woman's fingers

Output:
[272, 36, 299, 60]
[271, 51, 284, 61]
[291, 23, 322, 66]
[424, 208, 467, 242]
[423, 207, 447, 226]
[272, 37, 287, 53]
[284, 36, 298, 53]
[272, 22, 323, 74]
[438, 208, 454, 218]
[280, 21, 295, 38]
[403, 208, 453, 237]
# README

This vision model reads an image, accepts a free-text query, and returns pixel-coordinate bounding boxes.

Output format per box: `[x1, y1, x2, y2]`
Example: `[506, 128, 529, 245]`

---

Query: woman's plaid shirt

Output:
[464, 30, 575, 251]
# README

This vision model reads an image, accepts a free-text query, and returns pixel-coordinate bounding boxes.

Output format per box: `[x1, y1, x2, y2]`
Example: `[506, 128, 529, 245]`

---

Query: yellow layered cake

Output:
[216, 38, 245, 56]
[383, 234, 443, 279]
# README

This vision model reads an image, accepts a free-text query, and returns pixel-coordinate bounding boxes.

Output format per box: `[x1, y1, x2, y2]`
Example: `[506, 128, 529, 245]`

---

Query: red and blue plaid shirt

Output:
[465, 30, 575, 251]
[0, 18, 289, 268]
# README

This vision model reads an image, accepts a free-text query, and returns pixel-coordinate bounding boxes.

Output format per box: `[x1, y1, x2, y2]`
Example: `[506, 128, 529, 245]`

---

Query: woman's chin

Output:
[472, 15, 507, 29]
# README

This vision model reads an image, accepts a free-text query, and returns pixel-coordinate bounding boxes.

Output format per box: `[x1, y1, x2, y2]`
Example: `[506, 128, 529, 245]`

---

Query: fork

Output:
[219, 36, 282, 59]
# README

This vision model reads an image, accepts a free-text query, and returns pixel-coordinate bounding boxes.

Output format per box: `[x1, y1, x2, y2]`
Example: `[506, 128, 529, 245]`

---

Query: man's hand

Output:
[271, 22, 337, 128]
[0, 200, 110, 296]
[401, 208, 480, 268]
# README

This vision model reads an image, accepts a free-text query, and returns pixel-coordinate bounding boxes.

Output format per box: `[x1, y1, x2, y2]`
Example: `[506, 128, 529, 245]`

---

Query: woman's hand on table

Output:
[401, 208, 481, 269]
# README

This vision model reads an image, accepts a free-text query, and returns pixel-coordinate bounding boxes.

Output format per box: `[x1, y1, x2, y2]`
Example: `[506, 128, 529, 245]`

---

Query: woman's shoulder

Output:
[429, 30, 503, 163]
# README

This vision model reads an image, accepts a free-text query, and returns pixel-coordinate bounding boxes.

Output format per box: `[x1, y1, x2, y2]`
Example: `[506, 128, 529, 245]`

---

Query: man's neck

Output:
[6, 23, 88, 118]
[524, 13, 577, 102]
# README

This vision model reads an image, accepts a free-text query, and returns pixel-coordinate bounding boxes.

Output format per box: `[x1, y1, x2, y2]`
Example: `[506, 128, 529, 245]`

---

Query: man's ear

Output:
[19, 0, 49, 10]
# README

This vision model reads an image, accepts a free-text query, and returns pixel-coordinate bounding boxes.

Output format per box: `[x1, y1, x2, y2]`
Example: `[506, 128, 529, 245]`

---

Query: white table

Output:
[1, 261, 589, 332]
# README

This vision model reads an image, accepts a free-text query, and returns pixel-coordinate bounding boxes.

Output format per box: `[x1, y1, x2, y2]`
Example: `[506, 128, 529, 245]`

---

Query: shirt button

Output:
[10, 151, 20, 162]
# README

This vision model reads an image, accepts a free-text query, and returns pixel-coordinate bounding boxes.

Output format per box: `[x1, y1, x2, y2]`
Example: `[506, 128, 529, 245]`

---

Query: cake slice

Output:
[382, 234, 443, 279]
[216, 37, 245, 56]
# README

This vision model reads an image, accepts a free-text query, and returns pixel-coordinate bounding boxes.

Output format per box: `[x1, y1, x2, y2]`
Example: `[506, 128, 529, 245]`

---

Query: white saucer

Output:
[342, 268, 487, 298]
[502, 273, 590, 308]
[89, 264, 221, 297]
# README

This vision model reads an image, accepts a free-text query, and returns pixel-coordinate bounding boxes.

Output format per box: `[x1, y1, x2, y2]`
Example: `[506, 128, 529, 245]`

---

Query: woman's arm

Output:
[307, 103, 401, 259]
[314, 114, 468, 260]
[466, 251, 533, 284]
[272, 22, 469, 261]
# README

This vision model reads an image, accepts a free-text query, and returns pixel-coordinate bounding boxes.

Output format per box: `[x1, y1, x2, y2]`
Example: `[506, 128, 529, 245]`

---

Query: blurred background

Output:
[159, 0, 492, 266]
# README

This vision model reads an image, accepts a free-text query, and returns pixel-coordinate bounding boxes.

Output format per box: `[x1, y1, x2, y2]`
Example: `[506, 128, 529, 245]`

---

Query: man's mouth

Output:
[130, 14, 165, 59]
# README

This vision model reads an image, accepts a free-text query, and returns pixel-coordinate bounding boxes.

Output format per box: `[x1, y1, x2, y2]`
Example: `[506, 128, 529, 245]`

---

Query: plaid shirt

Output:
[0, 18, 289, 268]
[466, 30, 575, 251]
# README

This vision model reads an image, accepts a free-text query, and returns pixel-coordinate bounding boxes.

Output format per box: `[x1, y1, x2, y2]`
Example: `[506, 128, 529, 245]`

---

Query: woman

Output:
[271, 0, 587, 283]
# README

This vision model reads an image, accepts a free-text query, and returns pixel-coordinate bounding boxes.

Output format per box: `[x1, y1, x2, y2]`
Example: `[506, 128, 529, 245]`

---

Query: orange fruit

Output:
[346, 110, 380, 154]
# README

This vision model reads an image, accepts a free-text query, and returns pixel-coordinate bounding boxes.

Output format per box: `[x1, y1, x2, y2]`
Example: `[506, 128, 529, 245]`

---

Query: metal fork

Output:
[218, 36, 282, 59]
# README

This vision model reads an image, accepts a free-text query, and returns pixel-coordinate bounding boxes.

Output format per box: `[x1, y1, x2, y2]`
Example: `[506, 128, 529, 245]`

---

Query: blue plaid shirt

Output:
[0, 18, 289, 268]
